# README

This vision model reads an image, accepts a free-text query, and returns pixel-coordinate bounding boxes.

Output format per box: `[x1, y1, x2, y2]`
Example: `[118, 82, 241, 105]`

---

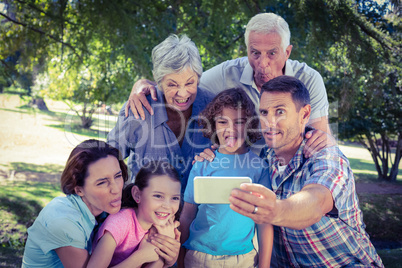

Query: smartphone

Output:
[193, 176, 252, 204]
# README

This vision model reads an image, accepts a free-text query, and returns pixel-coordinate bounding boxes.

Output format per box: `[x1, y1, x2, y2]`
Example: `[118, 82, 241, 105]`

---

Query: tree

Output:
[311, 0, 401, 181]
[0, 0, 254, 127]
[34, 37, 137, 128]
[1, 0, 400, 180]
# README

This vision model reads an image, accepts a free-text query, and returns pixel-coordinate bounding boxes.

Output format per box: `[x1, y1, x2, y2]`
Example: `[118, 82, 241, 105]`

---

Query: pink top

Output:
[95, 208, 148, 266]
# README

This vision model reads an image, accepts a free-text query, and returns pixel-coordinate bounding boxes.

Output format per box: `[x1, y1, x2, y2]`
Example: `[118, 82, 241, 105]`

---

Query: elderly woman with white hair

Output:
[107, 34, 214, 193]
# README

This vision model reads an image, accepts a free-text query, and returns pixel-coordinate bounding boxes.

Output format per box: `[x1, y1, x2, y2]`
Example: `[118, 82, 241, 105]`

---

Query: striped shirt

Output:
[265, 140, 384, 267]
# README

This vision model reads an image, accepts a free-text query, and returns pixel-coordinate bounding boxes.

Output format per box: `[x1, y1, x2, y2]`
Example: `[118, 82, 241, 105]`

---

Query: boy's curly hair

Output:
[198, 88, 261, 146]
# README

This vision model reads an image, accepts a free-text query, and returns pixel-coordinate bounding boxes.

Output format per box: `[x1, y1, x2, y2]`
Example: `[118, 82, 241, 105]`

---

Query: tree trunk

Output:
[79, 102, 95, 129]
[365, 132, 402, 181]
[366, 133, 384, 179]
[81, 116, 93, 129]
[31, 98, 49, 111]
[380, 133, 389, 179]
[388, 135, 402, 181]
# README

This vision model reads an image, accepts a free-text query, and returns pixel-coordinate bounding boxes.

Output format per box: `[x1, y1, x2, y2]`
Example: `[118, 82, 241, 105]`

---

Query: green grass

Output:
[358, 194, 402, 242]
[33, 109, 116, 140]
[46, 123, 110, 140]
[0, 180, 62, 267]
[348, 156, 402, 182]
[377, 248, 402, 268]
[0, 246, 23, 268]
[1, 92, 117, 140]
[356, 193, 402, 267]
[349, 157, 381, 176]
[349, 154, 402, 267]
[8, 162, 64, 174]
[30, 105, 117, 139]
[0, 181, 62, 249]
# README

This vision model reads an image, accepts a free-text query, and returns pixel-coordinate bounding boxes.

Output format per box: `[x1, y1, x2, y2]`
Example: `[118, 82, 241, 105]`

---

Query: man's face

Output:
[259, 91, 310, 156]
[247, 32, 292, 90]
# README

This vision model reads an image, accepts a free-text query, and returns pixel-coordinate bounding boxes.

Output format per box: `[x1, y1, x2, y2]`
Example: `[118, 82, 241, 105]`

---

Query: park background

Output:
[0, 0, 401, 267]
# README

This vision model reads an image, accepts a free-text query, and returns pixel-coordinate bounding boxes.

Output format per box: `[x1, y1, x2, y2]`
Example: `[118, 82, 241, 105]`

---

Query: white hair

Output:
[152, 34, 203, 87]
[245, 13, 291, 52]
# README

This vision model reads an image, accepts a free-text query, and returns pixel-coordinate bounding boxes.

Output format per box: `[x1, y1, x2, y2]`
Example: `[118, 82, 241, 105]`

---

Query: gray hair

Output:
[245, 13, 291, 52]
[152, 34, 203, 88]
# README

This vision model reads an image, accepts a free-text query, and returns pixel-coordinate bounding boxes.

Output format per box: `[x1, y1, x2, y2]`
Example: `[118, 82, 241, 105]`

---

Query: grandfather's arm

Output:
[309, 115, 331, 134]
[304, 115, 336, 158]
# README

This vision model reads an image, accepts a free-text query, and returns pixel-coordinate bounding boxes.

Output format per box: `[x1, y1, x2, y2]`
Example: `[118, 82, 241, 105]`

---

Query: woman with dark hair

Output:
[22, 140, 181, 268]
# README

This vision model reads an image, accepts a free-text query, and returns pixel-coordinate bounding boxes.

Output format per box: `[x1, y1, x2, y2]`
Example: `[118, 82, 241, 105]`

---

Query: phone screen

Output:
[193, 176, 252, 204]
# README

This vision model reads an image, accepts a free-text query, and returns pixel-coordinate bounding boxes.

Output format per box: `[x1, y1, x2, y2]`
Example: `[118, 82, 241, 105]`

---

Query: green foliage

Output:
[285, 0, 402, 181]
[0, 0, 254, 127]
[331, 2, 401, 181]
[3, 0, 396, 90]
[1, 0, 401, 174]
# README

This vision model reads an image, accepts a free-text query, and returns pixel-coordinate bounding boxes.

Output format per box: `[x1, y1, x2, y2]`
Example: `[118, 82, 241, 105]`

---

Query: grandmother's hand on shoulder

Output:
[125, 79, 158, 119]
[192, 144, 219, 164]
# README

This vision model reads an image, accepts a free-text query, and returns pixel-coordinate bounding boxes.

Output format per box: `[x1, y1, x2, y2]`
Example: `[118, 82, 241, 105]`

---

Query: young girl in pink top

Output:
[91, 160, 182, 268]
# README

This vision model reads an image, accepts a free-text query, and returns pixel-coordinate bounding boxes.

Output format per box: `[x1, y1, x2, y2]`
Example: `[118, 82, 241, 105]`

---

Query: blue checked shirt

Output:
[265, 140, 384, 267]
[107, 87, 214, 192]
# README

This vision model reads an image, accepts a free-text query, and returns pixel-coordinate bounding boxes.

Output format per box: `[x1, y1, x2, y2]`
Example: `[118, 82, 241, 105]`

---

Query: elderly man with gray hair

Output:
[125, 13, 333, 158]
